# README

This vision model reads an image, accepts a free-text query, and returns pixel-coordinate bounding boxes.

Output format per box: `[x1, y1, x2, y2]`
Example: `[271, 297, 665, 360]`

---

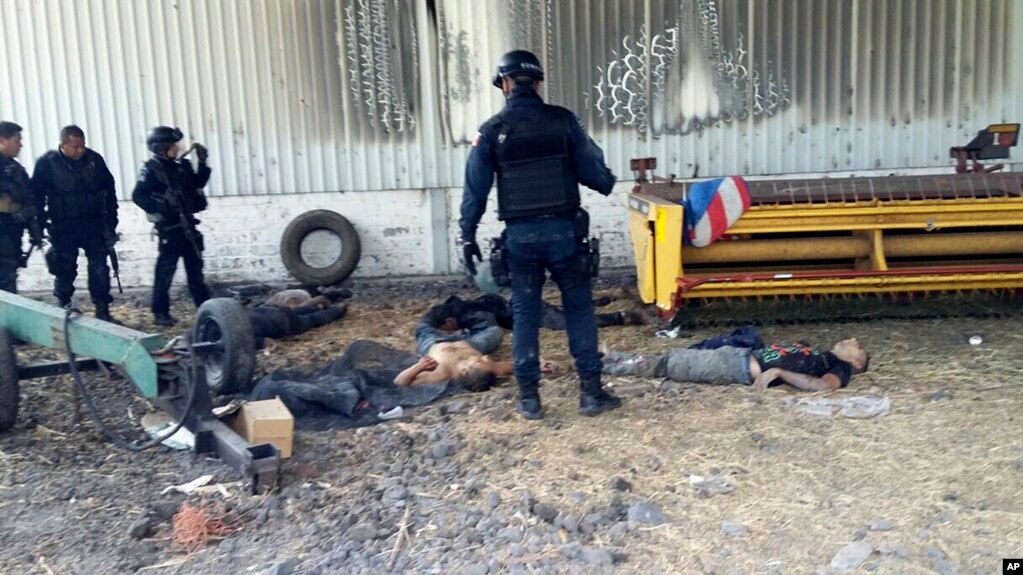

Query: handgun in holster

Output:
[489, 233, 511, 287]
[574, 209, 600, 279]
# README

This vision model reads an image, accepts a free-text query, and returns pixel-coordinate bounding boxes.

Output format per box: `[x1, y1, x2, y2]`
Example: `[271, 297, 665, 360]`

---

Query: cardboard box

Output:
[227, 397, 294, 459]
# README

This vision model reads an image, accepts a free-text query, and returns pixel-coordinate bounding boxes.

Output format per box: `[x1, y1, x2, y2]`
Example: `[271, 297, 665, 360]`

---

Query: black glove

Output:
[195, 143, 209, 164]
[462, 240, 482, 276]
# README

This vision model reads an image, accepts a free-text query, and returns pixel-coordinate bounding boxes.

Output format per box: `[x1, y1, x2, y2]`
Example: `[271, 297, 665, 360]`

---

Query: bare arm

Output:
[395, 357, 454, 387]
[753, 368, 842, 392]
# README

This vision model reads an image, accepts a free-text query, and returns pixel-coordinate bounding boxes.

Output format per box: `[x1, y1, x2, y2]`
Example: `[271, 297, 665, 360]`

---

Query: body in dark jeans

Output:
[439, 293, 633, 332]
[250, 303, 347, 348]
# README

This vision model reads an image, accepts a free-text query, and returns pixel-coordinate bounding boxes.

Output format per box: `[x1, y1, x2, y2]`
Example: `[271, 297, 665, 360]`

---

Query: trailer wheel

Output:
[280, 210, 361, 286]
[193, 298, 256, 395]
[0, 329, 19, 432]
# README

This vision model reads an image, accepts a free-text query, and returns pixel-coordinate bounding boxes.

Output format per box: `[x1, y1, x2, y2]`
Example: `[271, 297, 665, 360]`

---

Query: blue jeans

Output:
[414, 311, 504, 356]
[505, 217, 601, 395]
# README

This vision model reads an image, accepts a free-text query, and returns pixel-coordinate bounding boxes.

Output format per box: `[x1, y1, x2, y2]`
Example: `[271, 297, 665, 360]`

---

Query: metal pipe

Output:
[684, 232, 1023, 264]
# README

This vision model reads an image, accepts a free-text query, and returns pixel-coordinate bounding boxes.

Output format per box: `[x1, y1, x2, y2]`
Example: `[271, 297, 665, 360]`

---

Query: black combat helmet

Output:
[492, 50, 544, 88]
[146, 126, 184, 154]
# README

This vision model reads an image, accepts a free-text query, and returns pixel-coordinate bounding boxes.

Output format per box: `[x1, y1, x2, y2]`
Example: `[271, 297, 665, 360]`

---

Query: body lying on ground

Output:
[249, 289, 348, 348]
[397, 306, 514, 390]
[424, 292, 646, 333]
[603, 339, 869, 391]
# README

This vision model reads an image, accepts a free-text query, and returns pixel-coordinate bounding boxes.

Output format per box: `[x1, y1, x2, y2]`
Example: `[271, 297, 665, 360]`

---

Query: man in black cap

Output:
[0, 121, 43, 293]
[132, 126, 211, 326]
[459, 50, 621, 420]
[31, 125, 120, 321]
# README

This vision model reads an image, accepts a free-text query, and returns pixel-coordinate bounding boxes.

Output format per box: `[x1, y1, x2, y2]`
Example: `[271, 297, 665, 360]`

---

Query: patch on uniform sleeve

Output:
[472, 132, 482, 147]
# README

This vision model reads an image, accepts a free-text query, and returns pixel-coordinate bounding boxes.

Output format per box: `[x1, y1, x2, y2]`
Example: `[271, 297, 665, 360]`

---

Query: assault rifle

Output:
[151, 156, 205, 259]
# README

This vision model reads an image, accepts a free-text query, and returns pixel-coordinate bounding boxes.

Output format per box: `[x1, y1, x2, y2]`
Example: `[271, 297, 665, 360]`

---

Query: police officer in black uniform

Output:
[0, 121, 43, 293]
[132, 126, 211, 326]
[459, 50, 622, 420]
[31, 125, 120, 321]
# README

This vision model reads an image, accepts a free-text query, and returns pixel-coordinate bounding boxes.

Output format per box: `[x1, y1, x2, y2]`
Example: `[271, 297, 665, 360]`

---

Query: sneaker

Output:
[516, 396, 543, 420]
[579, 389, 623, 417]
[154, 313, 177, 327]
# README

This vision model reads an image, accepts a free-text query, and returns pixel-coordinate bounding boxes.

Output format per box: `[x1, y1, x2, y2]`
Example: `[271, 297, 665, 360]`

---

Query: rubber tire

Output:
[192, 298, 256, 395]
[0, 329, 18, 432]
[280, 210, 361, 286]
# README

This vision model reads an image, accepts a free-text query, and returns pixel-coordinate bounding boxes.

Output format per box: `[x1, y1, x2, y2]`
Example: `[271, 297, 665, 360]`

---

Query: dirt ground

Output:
[1, 281, 1022, 575]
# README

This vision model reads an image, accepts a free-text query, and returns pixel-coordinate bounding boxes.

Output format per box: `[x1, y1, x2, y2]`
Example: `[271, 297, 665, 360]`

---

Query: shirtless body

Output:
[394, 340, 514, 387]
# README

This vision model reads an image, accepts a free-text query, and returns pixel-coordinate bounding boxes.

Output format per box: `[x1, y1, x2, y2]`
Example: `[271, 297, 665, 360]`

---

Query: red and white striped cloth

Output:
[685, 176, 751, 247]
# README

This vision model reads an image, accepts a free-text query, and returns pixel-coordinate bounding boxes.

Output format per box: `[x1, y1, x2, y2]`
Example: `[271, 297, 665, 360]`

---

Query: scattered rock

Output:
[568, 491, 586, 504]
[486, 492, 502, 510]
[561, 541, 583, 560]
[627, 501, 666, 525]
[868, 518, 894, 532]
[852, 529, 867, 541]
[148, 501, 180, 522]
[219, 539, 235, 553]
[348, 521, 379, 542]
[446, 399, 470, 414]
[127, 514, 155, 540]
[498, 527, 523, 544]
[502, 455, 520, 468]
[646, 456, 662, 471]
[926, 547, 948, 561]
[937, 510, 955, 523]
[305, 523, 321, 536]
[581, 546, 613, 567]
[878, 543, 909, 560]
[433, 442, 458, 460]
[610, 477, 632, 492]
[533, 503, 559, 523]
[721, 521, 748, 537]
[690, 475, 735, 497]
[918, 529, 931, 541]
[930, 390, 952, 402]
[382, 485, 408, 505]
[1015, 458, 1023, 472]
[508, 543, 526, 558]
[560, 514, 579, 532]
[830, 541, 873, 571]
[263, 558, 299, 575]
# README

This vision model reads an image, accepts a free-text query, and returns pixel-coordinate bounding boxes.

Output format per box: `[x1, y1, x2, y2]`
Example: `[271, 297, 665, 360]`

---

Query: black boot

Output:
[579, 376, 622, 417]
[154, 313, 177, 327]
[516, 378, 543, 420]
[58, 299, 71, 309]
[94, 302, 122, 325]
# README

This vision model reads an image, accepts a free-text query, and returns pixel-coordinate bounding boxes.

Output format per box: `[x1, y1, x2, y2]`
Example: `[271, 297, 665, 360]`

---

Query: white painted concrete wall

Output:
[15, 183, 638, 295]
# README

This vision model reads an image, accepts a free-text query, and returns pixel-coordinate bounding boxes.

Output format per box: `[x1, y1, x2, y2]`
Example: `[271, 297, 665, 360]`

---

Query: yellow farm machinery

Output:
[628, 124, 1023, 322]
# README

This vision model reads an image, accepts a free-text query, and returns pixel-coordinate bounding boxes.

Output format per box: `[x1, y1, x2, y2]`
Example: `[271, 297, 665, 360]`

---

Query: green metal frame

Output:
[0, 291, 166, 397]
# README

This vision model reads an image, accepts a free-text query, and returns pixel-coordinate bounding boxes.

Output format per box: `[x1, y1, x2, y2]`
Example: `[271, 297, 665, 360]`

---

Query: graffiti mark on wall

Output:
[589, 0, 790, 136]
[341, 0, 418, 133]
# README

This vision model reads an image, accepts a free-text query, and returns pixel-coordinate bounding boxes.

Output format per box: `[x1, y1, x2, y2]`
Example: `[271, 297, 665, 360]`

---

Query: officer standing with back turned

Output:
[459, 50, 621, 420]
[132, 126, 211, 327]
[31, 125, 120, 321]
[0, 121, 43, 293]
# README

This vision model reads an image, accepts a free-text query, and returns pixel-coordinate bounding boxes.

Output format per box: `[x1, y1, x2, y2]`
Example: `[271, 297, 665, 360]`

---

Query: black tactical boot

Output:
[516, 378, 543, 420]
[579, 376, 623, 417]
[94, 303, 122, 325]
[58, 299, 71, 309]
[154, 313, 177, 327]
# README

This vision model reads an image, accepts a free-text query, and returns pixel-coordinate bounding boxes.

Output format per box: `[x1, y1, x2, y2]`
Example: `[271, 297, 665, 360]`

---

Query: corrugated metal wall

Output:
[1, 0, 1020, 200]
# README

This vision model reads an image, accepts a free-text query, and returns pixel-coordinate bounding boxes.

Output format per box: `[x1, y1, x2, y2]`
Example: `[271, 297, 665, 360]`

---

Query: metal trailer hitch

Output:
[0, 292, 280, 493]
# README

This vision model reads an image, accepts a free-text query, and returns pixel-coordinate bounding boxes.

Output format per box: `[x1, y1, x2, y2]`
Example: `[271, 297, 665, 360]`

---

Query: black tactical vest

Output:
[0, 156, 31, 214]
[44, 151, 104, 222]
[493, 105, 580, 221]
